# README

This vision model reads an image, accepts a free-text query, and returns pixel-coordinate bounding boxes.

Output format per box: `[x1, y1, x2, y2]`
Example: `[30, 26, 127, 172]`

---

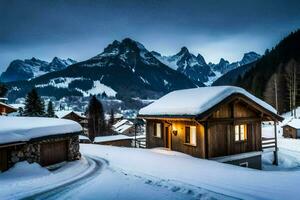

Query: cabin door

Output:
[165, 127, 171, 149]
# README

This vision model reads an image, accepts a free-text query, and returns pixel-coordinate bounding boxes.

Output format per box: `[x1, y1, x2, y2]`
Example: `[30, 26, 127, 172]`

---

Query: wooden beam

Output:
[204, 121, 209, 159]
[273, 120, 279, 166]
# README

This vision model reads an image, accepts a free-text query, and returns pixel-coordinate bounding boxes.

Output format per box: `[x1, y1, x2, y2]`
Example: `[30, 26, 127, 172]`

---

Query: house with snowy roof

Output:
[112, 119, 135, 136]
[138, 86, 283, 169]
[282, 118, 300, 138]
[56, 110, 88, 135]
[0, 101, 17, 115]
[0, 117, 82, 172]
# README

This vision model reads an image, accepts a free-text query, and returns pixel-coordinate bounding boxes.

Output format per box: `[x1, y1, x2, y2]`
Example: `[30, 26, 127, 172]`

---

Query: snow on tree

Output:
[23, 88, 45, 117]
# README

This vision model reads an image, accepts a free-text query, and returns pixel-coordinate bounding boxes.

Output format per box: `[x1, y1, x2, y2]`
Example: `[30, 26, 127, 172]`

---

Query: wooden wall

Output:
[145, 100, 264, 159]
[0, 148, 8, 172]
[40, 140, 68, 166]
[207, 102, 262, 158]
[283, 126, 297, 138]
[146, 119, 205, 158]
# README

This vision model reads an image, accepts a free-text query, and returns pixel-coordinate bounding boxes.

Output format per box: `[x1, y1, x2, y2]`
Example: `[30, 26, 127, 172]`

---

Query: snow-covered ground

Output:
[2, 114, 300, 199]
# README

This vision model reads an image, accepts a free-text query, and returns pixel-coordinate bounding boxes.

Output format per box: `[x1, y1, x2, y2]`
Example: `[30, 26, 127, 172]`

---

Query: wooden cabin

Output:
[0, 117, 82, 172]
[56, 111, 88, 135]
[138, 86, 282, 169]
[0, 102, 17, 115]
[282, 119, 300, 138]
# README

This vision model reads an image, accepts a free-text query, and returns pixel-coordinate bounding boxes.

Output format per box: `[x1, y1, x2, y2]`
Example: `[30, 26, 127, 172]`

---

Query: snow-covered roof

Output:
[94, 134, 132, 143]
[113, 119, 133, 129]
[55, 110, 85, 119]
[0, 102, 17, 111]
[116, 124, 133, 133]
[9, 104, 25, 109]
[79, 135, 91, 141]
[0, 116, 82, 145]
[283, 118, 300, 129]
[139, 86, 277, 117]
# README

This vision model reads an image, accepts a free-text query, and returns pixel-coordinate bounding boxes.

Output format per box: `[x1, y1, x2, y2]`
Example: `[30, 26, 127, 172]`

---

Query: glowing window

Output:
[185, 126, 197, 146]
[235, 124, 247, 142]
[155, 123, 161, 138]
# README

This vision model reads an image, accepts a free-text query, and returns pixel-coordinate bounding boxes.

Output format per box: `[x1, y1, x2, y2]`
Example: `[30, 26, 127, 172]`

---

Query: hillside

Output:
[212, 61, 257, 86]
[235, 29, 300, 113]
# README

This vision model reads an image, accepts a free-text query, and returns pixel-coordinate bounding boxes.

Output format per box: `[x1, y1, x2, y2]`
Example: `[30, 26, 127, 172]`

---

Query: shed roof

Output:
[94, 134, 132, 143]
[0, 116, 82, 145]
[139, 86, 280, 119]
[283, 118, 300, 129]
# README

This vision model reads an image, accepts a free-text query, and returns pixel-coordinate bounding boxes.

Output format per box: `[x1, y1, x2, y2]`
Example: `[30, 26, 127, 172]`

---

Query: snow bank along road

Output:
[22, 156, 105, 200]
[0, 156, 103, 200]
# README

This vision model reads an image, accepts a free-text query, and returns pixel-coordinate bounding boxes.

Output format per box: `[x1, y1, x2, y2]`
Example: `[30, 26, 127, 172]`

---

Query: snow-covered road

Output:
[22, 156, 105, 200]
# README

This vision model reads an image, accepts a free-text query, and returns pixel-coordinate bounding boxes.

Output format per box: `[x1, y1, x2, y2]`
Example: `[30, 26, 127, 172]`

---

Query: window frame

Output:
[234, 124, 247, 142]
[185, 126, 197, 146]
[154, 123, 162, 138]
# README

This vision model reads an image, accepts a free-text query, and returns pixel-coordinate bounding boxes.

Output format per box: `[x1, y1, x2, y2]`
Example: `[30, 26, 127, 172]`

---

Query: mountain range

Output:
[1, 38, 261, 105]
[0, 57, 76, 82]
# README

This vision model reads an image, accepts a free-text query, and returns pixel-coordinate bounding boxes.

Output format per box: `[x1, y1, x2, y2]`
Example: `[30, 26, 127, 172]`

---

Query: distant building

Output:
[282, 119, 300, 138]
[138, 86, 283, 169]
[94, 135, 133, 147]
[0, 102, 17, 116]
[0, 117, 82, 172]
[56, 110, 88, 135]
[112, 119, 135, 136]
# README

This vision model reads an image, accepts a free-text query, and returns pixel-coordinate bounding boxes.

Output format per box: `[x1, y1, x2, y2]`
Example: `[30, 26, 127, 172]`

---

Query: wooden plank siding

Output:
[282, 125, 297, 138]
[145, 99, 263, 160]
[0, 148, 8, 172]
[40, 140, 68, 166]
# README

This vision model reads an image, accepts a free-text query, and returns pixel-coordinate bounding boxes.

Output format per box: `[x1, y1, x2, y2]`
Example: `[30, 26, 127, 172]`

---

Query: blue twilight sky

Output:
[0, 0, 300, 72]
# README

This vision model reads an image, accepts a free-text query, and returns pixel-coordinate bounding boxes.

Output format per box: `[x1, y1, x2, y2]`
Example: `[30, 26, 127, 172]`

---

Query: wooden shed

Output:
[0, 117, 82, 172]
[138, 86, 283, 169]
[282, 119, 300, 138]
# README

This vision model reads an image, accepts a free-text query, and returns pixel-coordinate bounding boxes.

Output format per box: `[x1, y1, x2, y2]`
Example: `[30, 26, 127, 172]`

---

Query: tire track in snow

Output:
[21, 155, 107, 200]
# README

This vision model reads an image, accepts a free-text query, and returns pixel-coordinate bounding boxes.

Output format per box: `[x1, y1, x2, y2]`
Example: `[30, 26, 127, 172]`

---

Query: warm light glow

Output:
[156, 123, 161, 138]
[235, 124, 247, 142]
[190, 126, 197, 146]
[235, 125, 239, 141]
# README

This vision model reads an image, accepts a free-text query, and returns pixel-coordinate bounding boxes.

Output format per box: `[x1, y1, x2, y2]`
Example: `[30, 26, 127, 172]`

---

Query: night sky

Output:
[0, 0, 300, 72]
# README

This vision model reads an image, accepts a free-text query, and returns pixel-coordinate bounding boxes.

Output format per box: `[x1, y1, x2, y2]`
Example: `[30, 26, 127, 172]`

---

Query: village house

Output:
[138, 86, 283, 169]
[0, 98, 17, 115]
[56, 110, 88, 135]
[112, 119, 135, 136]
[282, 118, 300, 138]
[0, 117, 82, 172]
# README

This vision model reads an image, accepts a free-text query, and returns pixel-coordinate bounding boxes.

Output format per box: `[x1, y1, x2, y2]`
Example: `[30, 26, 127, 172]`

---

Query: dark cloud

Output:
[0, 0, 300, 71]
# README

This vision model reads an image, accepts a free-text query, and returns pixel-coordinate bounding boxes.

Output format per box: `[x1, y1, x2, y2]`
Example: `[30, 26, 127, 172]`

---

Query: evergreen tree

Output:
[23, 89, 45, 117]
[109, 108, 115, 126]
[87, 95, 105, 141]
[0, 84, 7, 97]
[47, 101, 55, 117]
[18, 107, 24, 116]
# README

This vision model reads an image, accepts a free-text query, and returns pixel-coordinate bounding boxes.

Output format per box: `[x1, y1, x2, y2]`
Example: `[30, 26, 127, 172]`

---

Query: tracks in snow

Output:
[21, 156, 106, 200]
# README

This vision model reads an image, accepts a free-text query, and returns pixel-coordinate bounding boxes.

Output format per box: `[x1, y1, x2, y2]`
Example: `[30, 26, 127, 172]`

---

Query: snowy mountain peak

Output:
[240, 52, 261, 65]
[152, 47, 214, 85]
[0, 57, 77, 82]
[211, 52, 260, 74]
